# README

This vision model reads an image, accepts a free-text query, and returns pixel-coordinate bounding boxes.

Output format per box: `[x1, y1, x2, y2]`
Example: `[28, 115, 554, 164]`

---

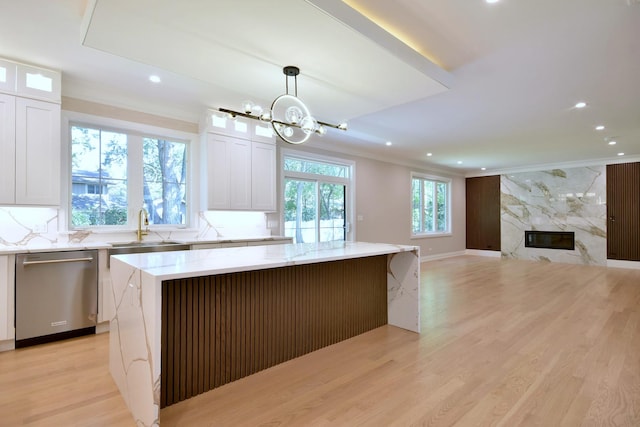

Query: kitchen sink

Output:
[108, 241, 191, 266]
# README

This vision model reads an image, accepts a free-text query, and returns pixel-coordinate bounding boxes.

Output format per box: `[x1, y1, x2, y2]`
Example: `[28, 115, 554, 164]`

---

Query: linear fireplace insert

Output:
[525, 230, 575, 250]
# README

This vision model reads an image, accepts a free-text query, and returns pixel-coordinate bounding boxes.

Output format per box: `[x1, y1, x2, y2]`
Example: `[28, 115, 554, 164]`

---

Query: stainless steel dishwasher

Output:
[15, 250, 98, 348]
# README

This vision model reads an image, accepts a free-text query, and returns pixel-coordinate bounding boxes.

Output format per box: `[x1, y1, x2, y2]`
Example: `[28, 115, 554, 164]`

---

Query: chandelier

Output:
[218, 66, 347, 144]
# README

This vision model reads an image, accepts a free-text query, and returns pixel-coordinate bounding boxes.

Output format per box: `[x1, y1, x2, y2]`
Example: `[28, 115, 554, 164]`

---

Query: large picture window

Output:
[411, 173, 451, 236]
[70, 124, 188, 228]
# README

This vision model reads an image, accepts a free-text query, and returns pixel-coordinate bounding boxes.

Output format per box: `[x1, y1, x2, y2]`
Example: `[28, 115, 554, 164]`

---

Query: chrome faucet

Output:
[137, 208, 149, 241]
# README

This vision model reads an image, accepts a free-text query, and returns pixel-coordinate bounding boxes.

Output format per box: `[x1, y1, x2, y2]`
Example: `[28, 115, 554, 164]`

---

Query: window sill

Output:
[411, 232, 452, 240]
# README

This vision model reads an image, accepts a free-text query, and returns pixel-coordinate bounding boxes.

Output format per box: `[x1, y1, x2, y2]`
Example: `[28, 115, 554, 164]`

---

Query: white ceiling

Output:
[1, 0, 639, 175]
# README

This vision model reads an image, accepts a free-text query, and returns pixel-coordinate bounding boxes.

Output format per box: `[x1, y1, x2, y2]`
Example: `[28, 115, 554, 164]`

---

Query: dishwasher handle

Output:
[22, 257, 95, 266]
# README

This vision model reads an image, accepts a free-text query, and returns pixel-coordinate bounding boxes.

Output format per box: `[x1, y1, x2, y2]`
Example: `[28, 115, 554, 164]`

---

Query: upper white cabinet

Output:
[15, 98, 61, 205]
[0, 94, 16, 203]
[204, 112, 277, 212]
[0, 58, 61, 206]
[207, 133, 252, 210]
[0, 58, 61, 103]
[202, 109, 275, 142]
[251, 141, 276, 211]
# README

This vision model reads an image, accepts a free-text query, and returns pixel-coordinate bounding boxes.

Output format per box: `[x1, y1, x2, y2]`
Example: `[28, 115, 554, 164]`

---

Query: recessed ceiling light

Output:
[608, 140, 617, 145]
[481, 167, 487, 171]
[486, 0, 500, 3]
[574, 101, 587, 108]
[426, 153, 433, 157]
[385, 141, 392, 146]
[149, 75, 161, 83]
[457, 161, 463, 165]
[618, 152, 625, 156]
[595, 125, 605, 130]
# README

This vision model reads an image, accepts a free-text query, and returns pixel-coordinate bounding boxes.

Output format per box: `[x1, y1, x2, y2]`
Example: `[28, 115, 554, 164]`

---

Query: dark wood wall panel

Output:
[466, 175, 501, 251]
[160, 255, 388, 408]
[607, 162, 640, 261]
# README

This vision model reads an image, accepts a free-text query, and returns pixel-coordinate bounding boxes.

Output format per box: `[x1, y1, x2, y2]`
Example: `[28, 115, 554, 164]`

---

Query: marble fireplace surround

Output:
[501, 166, 606, 265]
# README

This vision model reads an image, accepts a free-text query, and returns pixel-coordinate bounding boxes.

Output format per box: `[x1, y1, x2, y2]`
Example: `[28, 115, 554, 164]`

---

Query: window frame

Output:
[281, 149, 355, 242]
[62, 111, 196, 232]
[410, 172, 452, 238]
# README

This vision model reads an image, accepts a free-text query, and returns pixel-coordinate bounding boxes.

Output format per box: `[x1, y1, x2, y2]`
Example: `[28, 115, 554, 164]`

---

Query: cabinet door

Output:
[0, 94, 16, 204]
[251, 141, 276, 211]
[15, 98, 60, 205]
[0, 255, 15, 341]
[207, 133, 231, 209]
[228, 138, 252, 209]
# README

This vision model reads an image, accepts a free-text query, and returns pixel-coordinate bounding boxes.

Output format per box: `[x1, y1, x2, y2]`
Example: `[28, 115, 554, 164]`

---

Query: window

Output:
[411, 173, 450, 236]
[282, 152, 353, 244]
[70, 124, 188, 228]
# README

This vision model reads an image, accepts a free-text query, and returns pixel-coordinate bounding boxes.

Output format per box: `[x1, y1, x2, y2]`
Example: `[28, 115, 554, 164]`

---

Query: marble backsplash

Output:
[0, 208, 270, 247]
[501, 166, 607, 265]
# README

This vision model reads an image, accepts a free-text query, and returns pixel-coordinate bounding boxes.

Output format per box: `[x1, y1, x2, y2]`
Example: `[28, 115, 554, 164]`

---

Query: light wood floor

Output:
[2, 256, 640, 426]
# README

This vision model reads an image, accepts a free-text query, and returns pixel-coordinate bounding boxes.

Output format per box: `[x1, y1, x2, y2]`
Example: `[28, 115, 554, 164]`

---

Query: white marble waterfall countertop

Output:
[111, 241, 419, 281]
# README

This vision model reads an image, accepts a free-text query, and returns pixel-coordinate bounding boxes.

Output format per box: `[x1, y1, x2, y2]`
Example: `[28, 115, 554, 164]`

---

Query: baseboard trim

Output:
[465, 249, 502, 258]
[421, 250, 467, 262]
[607, 259, 640, 270]
[96, 321, 110, 334]
[0, 339, 15, 352]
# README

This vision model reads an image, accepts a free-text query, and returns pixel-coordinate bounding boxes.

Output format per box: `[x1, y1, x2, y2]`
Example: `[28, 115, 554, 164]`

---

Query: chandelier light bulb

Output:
[285, 106, 303, 124]
[316, 125, 327, 136]
[300, 116, 318, 135]
[260, 111, 272, 121]
[283, 127, 294, 138]
[242, 100, 254, 114]
[337, 122, 348, 131]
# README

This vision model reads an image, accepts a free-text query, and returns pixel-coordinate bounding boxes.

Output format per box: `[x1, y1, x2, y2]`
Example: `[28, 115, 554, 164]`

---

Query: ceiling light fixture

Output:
[608, 140, 617, 145]
[486, 0, 500, 3]
[618, 152, 625, 156]
[426, 153, 433, 157]
[218, 66, 347, 145]
[595, 125, 605, 130]
[457, 160, 463, 165]
[481, 167, 487, 171]
[574, 101, 587, 108]
[385, 141, 392, 146]
[149, 75, 161, 83]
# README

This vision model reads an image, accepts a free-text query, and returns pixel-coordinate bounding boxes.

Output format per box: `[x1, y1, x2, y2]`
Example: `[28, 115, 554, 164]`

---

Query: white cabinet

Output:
[0, 58, 61, 103]
[251, 141, 277, 211]
[15, 98, 60, 205]
[97, 249, 114, 325]
[0, 95, 60, 205]
[207, 133, 251, 210]
[0, 94, 16, 203]
[206, 133, 276, 211]
[0, 255, 15, 341]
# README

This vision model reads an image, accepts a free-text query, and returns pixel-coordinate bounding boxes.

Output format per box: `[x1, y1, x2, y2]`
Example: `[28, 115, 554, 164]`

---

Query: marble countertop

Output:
[111, 241, 419, 281]
[0, 236, 292, 255]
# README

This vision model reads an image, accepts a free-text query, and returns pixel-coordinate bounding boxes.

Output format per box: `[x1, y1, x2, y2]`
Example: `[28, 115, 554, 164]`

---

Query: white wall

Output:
[276, 144, 466, 258]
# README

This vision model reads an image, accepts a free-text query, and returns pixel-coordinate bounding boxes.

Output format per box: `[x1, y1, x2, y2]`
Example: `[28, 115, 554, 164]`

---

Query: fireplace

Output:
[525, 231, 575, 250]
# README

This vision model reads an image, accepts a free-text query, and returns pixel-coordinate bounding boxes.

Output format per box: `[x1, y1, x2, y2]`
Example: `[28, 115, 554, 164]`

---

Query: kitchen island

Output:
[109, 241, 420, 426]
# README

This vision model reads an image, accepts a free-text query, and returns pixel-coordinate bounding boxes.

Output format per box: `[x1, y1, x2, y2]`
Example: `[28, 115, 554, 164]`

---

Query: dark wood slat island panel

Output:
[160, 255, 388, 408]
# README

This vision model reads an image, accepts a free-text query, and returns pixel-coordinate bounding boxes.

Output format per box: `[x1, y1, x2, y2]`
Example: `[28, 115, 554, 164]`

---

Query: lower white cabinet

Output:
[191, 239, 292, 251]
[0, 255, 15, 341]
[97, 249, 114, 325]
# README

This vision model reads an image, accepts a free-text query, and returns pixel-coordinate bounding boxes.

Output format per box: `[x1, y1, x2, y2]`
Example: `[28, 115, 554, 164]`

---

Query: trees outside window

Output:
[283, 154, 352, 243]
[70, 125, 187, 228]
[411, 174, 450, 235]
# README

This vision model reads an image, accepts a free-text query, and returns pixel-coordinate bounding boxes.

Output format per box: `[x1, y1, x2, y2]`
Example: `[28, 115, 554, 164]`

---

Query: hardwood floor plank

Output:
[2, 256, 640, 426]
